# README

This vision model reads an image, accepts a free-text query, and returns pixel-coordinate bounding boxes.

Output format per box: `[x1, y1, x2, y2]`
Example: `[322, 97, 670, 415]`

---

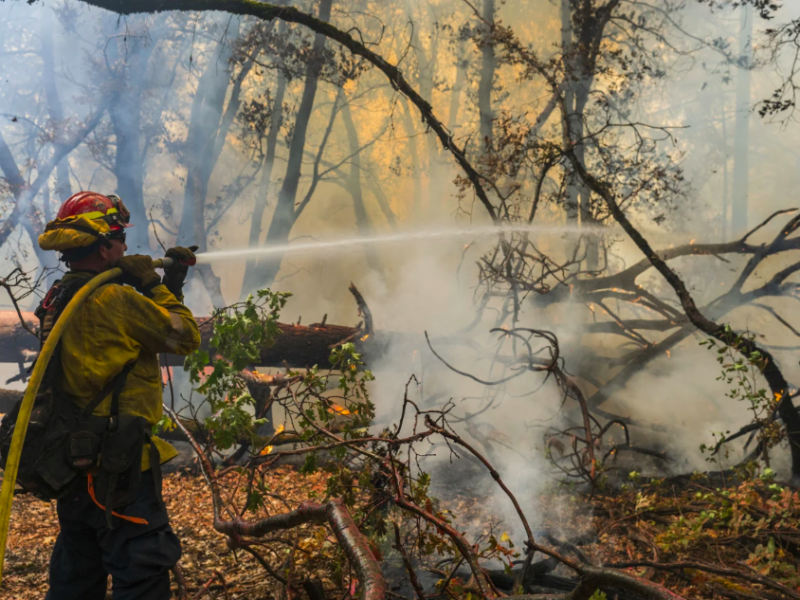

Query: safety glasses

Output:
[107, 230, 126, 244]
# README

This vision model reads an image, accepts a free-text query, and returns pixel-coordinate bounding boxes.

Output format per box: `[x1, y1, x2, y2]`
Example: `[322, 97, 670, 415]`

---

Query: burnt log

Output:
[0, 311, 378, 369]
[0, 312, 38, 364]
[0, 388, 22, 414]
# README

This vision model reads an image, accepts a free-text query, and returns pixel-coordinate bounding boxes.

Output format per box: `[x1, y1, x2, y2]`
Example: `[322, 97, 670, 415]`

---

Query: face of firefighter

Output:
[98, 238, 127, 268]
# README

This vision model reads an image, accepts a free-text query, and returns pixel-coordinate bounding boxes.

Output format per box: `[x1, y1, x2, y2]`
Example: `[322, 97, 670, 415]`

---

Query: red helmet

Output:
[57, 191, 131, 230]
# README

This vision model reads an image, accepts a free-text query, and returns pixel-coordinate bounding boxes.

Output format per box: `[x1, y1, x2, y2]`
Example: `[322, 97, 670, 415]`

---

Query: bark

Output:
[218, 499, 387, 600]
[240, 22, 288, 300]
[254, 0, 333, 287]
[732, 3, 753, 234]
[340, 93, 382, 272]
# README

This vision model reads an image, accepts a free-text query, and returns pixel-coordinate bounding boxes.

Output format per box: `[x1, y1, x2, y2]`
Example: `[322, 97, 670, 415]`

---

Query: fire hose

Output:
[0, 257, 178, 581]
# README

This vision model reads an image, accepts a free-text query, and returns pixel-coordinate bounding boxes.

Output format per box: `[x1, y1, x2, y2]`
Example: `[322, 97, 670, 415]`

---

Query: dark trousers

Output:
[46, 470, 181, 600]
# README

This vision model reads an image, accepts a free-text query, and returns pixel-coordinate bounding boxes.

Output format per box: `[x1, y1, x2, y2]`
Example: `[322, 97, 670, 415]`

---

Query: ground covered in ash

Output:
[3, 464, 799, 599]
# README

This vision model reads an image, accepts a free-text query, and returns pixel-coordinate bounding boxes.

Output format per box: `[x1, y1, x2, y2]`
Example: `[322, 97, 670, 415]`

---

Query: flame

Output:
[328, 403, 351, 416]
[776, 392, 783, 402]
[665, 350, 671, 358]
[690, 239, 696, 245]
[275, 424, 285, 435]
[260, 444, 274, 456]
[360, 334, 370, 341]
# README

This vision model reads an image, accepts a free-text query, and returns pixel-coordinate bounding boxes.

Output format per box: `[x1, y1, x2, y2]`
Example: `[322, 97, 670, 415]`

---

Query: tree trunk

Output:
[340, 93, 382, 272]
[732, 3, 752, 234]
[254, 0, 334, 287]
[561, 0, 579, 253]
[106, 22, 156, 252]
[41, 9, 72, 202]
[561, 0, 598, 269]
[403, 0, 444, 220]
[478, 0, 495, 146]
[447, 39, 469, 134]
[364, 176, 397, 230]
[177, 18, 253, 307]
[240, 39, 288, 300]
[0, 310, 371, 370]
[400, 99, 424, 219]
[719, 85, 730, 242]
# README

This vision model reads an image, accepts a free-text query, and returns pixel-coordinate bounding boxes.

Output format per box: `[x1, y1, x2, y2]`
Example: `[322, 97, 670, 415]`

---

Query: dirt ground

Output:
[3, 465, 795, 600]
[2, 467, 330, 600]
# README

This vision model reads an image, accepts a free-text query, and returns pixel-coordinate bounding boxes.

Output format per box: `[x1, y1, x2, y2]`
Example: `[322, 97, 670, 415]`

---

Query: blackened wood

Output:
[0, 312, 370, 369]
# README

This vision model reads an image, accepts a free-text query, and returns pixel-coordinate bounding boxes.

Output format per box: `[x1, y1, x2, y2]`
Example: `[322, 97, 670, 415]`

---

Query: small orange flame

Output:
[360, 334, 370, 342]
[328, 403, 351, 416]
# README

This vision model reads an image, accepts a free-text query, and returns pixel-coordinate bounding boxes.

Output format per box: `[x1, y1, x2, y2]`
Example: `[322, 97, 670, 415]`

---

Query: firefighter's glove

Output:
[162, 245, 198, 301]
[116, 255, 161, 296]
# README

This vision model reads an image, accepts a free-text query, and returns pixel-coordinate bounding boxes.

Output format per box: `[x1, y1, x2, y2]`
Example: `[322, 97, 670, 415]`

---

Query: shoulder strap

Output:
[81, 360, 137, 420]
[34, 278, 90, 392]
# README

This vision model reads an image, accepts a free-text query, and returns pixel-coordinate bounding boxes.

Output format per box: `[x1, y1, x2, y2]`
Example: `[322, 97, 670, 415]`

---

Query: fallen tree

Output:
[0, 312, 364, 367]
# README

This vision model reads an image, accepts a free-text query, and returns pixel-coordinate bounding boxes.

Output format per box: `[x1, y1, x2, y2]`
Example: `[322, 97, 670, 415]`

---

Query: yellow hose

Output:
[0, 258, 170, 581]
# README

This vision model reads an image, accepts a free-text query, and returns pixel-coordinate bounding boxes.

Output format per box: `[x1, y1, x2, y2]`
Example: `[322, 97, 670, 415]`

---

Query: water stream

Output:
[195, 223, 604, 264]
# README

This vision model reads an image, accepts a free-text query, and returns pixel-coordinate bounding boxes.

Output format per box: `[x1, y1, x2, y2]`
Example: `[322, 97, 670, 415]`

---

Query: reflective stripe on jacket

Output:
[57, 272, 201, 470]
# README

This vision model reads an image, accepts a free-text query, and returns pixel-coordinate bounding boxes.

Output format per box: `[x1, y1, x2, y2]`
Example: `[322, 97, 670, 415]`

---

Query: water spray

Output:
[194, 223, 604, 264]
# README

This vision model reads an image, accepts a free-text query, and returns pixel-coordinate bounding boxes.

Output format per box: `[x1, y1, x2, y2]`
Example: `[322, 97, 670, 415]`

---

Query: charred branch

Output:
[568, 149, 800, 477]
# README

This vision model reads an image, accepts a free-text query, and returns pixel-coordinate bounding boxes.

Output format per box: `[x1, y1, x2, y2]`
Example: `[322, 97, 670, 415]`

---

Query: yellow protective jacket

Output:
[56, 271, 201, 471]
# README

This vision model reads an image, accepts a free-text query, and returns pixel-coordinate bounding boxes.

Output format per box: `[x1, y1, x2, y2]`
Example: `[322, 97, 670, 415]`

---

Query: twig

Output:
[392, 521, 426, 600]
[604, 560, 800, 600]
[348, 282, 374, 336]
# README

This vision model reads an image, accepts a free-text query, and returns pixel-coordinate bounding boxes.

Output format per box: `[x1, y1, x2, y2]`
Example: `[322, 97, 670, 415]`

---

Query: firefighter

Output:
[36, 191, 201, 600]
